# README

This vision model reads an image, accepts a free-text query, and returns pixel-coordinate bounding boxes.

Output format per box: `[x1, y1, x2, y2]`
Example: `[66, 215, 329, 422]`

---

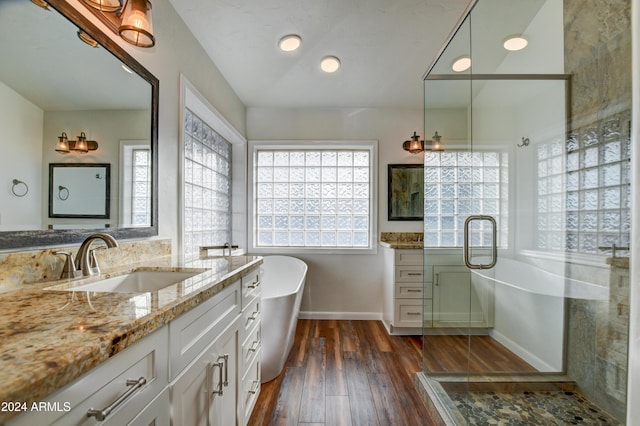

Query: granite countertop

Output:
[379, 231, 424, 249]
[0, 255, 262, 422]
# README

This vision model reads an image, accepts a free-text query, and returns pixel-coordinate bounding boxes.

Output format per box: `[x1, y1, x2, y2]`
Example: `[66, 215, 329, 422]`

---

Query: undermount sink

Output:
[47, 270, 203, 293]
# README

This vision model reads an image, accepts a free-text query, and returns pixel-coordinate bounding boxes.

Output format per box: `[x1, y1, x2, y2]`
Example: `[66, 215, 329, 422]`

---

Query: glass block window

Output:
[254, 148, 372, 249]
[130, 148, 151, 226]
[536, 114, 631, 254]
[183, 108, 232, 260]
[423, 151, 508, 247]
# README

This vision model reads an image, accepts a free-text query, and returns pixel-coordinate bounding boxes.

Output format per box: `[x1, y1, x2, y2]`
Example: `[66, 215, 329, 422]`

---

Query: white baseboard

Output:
[299, 311, 382, 320]
[489, 329, 558, 372]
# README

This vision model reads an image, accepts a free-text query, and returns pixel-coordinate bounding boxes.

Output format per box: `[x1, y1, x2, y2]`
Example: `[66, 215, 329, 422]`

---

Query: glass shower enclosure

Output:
[418, 0, 631, 424]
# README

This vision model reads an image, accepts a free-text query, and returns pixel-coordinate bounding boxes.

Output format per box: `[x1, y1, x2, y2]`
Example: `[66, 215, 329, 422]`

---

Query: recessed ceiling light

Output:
[278, 34, 302, 52]
[122, 64, 134, 74]
[503, 35, 528, 51]
[451, 55, 471, 72]
[320, 56, 341, 73]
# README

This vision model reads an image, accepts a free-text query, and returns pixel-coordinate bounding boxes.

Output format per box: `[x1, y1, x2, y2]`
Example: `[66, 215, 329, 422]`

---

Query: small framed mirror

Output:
[388, 164, 424, 221]
[49, 163, 111, 219]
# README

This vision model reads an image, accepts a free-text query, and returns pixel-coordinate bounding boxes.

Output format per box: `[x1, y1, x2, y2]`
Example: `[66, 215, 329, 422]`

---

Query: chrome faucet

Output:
[75, 233, 118, 276]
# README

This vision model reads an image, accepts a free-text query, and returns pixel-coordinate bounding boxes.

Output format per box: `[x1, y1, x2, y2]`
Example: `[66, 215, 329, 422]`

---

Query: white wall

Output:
[247, 107, 426, 316]
[67, 0, 247, 254]
[0, 81, 43, 230]
[42, 110, 149, 228]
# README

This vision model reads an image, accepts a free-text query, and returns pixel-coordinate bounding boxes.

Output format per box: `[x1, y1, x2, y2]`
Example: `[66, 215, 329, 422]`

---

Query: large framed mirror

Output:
[0, 0, 158, 249]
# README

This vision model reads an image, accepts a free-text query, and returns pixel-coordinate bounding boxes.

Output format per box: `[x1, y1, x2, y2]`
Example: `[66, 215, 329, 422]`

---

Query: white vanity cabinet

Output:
[169, 264, 263, 426]
[238, 268, 262, 426]
[169, 279, 241, 426]
[432, 265, 493, 328]
[8, 264, 263, 426]
[382, 247, 432, 335]
[170, 319, 240, 426]
[8, 326, 170, 426]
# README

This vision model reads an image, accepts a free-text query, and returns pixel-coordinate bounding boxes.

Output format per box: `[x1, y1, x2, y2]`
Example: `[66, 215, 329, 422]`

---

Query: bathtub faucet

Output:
[199, 243, 239, 258]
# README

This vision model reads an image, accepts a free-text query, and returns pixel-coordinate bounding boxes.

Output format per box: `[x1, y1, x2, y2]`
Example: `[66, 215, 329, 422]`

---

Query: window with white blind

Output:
[423, 150, 509, 248]
[182, 108, 232, 260]
[250, 142, 377, 252]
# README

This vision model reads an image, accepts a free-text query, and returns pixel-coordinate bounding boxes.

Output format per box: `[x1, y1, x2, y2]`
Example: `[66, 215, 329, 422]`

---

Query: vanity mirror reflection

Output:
[0, 0, 158, 249]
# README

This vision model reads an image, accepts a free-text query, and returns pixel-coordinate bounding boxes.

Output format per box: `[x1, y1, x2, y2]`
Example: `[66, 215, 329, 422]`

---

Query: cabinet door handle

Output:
[86, 377, 147, 421]
[407, 312, 421, 316]
[407, 272, 422, 276]
[211, 355, 227, 396]
[249, 311, 260, 321]
[249, 380, 260, 395]
[248, 280, 261, 289]
[249, 340, 260, 353]
[406, 289, 422, 293]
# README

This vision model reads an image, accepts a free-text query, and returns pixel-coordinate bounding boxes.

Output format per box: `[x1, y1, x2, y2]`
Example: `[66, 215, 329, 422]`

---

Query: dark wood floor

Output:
[423, 334, 536, 374]
[248, 320, 536, 425]
[248, 320, 435, 426]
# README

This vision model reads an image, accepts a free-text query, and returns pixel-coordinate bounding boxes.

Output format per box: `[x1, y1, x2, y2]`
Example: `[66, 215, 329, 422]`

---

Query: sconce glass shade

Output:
[119, 0, 155, 48]
[429, 131, 444, 151]
[82, 0, 121, 13]
[402, 132, 424, 154]
[56, 132, 70, 153]
[75, 132, 89, 153]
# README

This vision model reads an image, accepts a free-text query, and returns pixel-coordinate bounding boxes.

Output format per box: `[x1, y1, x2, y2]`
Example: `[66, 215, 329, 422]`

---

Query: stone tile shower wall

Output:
[564, 0, 631, 421]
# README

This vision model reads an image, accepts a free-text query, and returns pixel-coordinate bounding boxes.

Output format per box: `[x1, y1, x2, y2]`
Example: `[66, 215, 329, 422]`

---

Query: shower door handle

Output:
[463, 215, 497, 270]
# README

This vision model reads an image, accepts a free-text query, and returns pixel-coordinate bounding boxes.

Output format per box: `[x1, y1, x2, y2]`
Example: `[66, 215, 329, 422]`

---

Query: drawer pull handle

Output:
[86, 377, 147, 421]
[407, 312, 421, 316]
[407, 272, 422, 276]
[211, 354, 229, 395]
[249, 340, 260, 353]
[406, 289, 422, 293]
[249, 380, 260, 395]
[249, 311, 260, 321]
[248, 280, 261, 289]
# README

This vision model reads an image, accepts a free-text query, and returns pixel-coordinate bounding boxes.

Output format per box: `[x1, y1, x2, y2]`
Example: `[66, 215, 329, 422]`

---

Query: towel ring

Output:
[58, 185, 70, 201]
[11, 179, 28, 197]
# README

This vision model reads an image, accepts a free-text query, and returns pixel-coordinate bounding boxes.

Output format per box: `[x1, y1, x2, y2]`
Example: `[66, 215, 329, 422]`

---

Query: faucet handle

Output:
[89, 248, 105, 275]
[54, 251, 80, 279]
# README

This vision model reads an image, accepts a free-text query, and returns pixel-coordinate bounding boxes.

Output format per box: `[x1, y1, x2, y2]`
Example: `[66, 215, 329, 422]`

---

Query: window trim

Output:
[179, 75, 247, 257]
[248, 140, 378, 255]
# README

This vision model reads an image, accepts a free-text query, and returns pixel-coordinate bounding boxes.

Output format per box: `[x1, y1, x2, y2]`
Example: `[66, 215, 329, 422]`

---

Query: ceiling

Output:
[169, 0, 472, 110]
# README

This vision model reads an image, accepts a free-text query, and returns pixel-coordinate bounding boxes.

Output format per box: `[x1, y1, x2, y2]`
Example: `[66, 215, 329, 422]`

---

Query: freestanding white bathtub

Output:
[470, 256, 607, 372]
[260, 255, 308, 383]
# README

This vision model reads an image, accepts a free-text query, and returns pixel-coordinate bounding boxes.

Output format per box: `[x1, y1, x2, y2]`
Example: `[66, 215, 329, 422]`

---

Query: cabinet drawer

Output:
[395, 249, 422, 265]
[169, 281, 240, 380]
[241, 267, 262, 310]
[10, 327, 169, 426]
[241, 322, 261, 376]
[241, 296, 261, 339]
[240, 351, 261, 425]
[395, 283, 432, 299]
[394, 299, 432, 328]
[395, 265, 424, 282]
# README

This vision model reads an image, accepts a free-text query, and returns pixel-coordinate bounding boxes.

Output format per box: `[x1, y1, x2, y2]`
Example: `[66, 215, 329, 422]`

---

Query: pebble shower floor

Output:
[449, 390, 621, 425]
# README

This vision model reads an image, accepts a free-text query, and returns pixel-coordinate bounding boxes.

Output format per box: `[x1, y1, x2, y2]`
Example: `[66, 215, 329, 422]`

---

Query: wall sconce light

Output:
[55, 132, 99, 154]
[402, 131, 424, 154]
[402, 131, 444, 154]
[80, 0, 155, 48]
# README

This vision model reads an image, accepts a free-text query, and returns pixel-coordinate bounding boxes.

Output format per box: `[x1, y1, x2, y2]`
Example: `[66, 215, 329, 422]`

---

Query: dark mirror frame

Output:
[48, 163, 111, 219]
[0, 0, 158, 250]
[388, 164, 424, 221]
